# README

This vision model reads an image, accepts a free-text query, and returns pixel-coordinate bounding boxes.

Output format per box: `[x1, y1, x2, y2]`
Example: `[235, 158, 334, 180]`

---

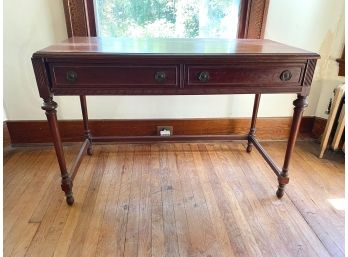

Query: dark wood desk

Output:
[32, 37, 319, 205]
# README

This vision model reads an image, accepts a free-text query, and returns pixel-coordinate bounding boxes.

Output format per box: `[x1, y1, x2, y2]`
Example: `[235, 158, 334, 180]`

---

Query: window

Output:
[62, 0, 268, 40]
[94, 0, 241, 38]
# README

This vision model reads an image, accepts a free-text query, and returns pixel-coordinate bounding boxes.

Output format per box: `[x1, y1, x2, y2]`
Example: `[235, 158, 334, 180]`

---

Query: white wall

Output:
[4, 0, 67, 120]
[3, 108, 7, 122]
[264, 0, 345, 118]
[3, 0, 345, 121]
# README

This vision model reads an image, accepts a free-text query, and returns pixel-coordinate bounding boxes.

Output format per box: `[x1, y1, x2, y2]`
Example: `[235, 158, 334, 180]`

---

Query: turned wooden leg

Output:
[276, 95, 308, 198]
[247, 94, 261, 152]
[42, 98, 74, 205]
[80, 95, 93, 155]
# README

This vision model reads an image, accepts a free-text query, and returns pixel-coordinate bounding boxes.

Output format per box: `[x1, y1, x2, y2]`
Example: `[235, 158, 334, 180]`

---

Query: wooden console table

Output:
[31, 37, 319, 205]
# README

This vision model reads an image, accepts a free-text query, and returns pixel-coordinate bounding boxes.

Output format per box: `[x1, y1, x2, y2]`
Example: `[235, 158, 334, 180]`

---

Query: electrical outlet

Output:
[157, 126, 173, 136]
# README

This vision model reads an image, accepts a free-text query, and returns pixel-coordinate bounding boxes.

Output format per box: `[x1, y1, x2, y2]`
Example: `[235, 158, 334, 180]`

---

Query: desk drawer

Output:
[51, 65, 179, 88]
[186, 64, 305, 87]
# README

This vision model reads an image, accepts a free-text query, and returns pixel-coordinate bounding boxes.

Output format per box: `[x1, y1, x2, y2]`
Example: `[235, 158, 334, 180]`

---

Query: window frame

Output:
[62, 0, 269, 39]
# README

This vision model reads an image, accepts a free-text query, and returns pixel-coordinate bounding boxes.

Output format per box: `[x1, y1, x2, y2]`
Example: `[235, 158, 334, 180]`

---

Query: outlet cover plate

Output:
[157, 126, 173, 136]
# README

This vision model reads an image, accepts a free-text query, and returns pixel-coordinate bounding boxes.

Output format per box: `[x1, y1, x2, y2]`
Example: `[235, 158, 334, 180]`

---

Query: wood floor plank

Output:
[175, 143, 204, 257]
[182, 144, 223, 257]
[3, 141, 344, 257]
[24, 190, 65, 257]
[4, 147, 20, 166]
[167, 144, 191, 257]
[208, 143, 287, 257]
[94, 145, 125, 257]
[150, 144, 165, 257]
[4, 150, 39, 188]
[79, 149, 112, 257]
[241, 142, 332, 256]
[190, 144, 236, 257]
[52, 147, 100, 257]
[25, 147, 90, 257]
[263, 142, 344, 257]
[231, 142, 301, 257]
[123, 145, 144, 257]
[137, 145, 153, 257]
[65, 147, 110, 257]
[114, 145, 135, 257]
[4, 159, 58, 256]
[9, 223, 39, 257]
[158, 144, 180, 257]
[233, 143, 331, 257]
[4, 150, 47, 209]
[27, 145, 84, 224]
[6, 147, 77, 257]
[199, 144, 263, 257]
[292, 147, 344, 227]
[95, 145, 135, 257]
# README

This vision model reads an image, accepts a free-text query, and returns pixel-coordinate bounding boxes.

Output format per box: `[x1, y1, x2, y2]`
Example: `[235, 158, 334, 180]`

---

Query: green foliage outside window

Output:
[95, 0, 241, 38]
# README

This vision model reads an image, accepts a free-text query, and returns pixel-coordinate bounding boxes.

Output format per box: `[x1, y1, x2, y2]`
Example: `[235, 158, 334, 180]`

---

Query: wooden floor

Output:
[4, 141, 344, 257]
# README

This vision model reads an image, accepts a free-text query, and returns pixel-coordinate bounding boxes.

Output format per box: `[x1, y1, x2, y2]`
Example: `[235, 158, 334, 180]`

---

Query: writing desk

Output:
[32, 37, 319, 205]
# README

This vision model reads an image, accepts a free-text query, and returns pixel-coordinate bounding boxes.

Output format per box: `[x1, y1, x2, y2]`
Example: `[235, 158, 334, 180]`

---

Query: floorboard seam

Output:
[286, 193, 337, 257]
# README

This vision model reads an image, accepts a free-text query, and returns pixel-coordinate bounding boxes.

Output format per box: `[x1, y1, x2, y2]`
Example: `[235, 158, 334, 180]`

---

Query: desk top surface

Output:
[36, 37, 319, 58]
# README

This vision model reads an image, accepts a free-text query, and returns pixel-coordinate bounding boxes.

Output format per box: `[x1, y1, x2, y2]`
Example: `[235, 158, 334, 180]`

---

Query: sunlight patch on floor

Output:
[327, 198, 345, 211]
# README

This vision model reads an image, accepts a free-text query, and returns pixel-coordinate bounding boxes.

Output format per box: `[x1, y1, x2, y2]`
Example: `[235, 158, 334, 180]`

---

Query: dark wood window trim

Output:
[63, 0, 96, 37]
[62, 0, 269, 39]
[238, 0, 269, 39]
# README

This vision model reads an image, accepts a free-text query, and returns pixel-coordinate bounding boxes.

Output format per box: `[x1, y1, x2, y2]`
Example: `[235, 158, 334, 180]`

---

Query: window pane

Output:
[94, 0, 241, 38]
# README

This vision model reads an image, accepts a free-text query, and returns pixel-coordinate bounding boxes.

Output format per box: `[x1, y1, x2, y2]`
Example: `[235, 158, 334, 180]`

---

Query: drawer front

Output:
[186, 64, 305, 86]
[51, 65, 179, 88]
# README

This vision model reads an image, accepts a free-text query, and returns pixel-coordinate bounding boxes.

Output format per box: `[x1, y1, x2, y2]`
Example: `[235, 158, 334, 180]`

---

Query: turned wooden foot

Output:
[66, 195, 75, 205]
[87, 144, 93, 155]
[276, 171, 289, 199]
[61, 174, 74, 205]
[85, 133, 93, 156]
[246, 142, 253, 153]
[276, 184, 285, 198]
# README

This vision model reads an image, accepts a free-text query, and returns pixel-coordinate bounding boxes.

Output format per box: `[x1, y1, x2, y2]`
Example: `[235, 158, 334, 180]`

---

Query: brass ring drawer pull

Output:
[198, 71, 210, 82]
[154, 71, 166, 83]
[280, 70, 292, 81]
[66, 70, 78, 83]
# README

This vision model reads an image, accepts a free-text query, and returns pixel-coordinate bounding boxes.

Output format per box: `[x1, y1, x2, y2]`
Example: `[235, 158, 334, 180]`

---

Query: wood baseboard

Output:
[3, 121, 11, 148]
[5, 117, 321, 145]
[311, 117, 327, 139]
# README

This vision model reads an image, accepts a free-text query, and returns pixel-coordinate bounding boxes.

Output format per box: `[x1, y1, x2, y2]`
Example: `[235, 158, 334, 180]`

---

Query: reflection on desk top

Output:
[35, 37, 319, 58]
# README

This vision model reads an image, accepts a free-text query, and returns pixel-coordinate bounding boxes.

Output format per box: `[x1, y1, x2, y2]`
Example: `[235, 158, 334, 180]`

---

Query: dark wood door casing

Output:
[62, 0, 269, 39]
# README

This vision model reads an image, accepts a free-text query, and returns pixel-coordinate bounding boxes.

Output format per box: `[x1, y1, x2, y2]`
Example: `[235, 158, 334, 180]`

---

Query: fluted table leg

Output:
[42, 98, 74, 205]
[276, 95, 308, 198]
